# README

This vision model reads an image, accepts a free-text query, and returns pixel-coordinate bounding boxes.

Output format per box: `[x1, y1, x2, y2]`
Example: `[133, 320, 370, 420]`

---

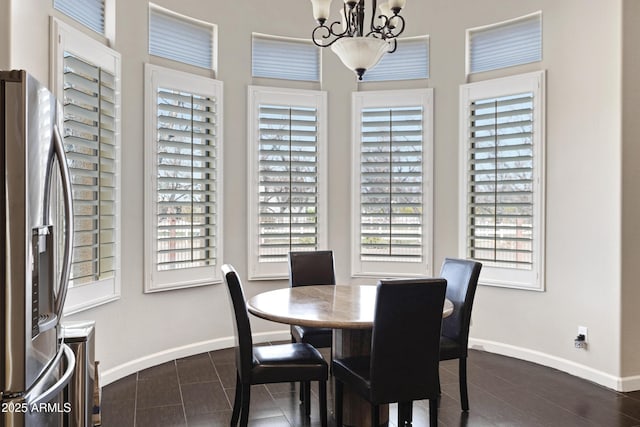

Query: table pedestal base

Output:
[334, 329, 389, 427]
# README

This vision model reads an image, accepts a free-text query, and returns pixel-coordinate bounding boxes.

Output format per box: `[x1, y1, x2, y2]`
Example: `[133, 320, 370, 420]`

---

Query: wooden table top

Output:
[247, 284, 454, 329]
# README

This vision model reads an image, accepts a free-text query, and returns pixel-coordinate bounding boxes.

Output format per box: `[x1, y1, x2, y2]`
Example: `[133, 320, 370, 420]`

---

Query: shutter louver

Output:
[362, 37, 429, 82]
[360, 107, 423, 262]
[258, 105, 320, 263]
[149, 6, 214, 70]
[468, 13, 542, 74]
[54, 0, 105, 34]
[62, 52, 116, 286]
[156, 88, 218, 271]
[252, 35, 320, 82]
[466, 92, 534, 269]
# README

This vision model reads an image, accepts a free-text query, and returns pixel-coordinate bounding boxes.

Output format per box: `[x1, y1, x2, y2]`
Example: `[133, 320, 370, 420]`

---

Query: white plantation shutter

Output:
[149, 4, 216, 70]
[258, 105, 319, 261]
[360, 107, 424, 261]
[54, 0, 105, 34]
[248, 87, 327, 280]
[468, 12, 542, 74]
[252, 34, 320, 82]
[459, 71, 545, 290]
[466, 93, 534, 269]
[351, 89, 433, 277]
[144, 64, 223, 291]
[156, 89, 218, 271]
[62, 52, 116, 287]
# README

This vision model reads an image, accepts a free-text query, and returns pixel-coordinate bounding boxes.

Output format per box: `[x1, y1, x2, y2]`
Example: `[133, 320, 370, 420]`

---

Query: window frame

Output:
[148, 3, 218, 73]
[466, 11, 542, 77]
[251, 33, 321, 82]
[53, 0, 105, 35]
[351, 89, 434, 278]
[458, 71, 546, 291]
[143, 63, 224, 293]
[247, 86, 328, 280]
[50, 17, 122, 314]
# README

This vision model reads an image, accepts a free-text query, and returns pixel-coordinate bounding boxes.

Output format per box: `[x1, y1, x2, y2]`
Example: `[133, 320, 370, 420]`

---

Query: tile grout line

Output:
[174, 359, 189, 426]
[133, 372, 139, 427]
[210, 350, 234, 411]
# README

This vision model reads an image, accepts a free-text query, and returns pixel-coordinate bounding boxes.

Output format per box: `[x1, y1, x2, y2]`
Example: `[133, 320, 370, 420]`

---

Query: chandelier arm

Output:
[368, 0, 379, 34]
[370, 14, 389, 35]
[329, 19, 350, 37]
[354, 0, 365, 36]
[387, 14, 406, 38]
[343, 3, 353, 36]
[311, 24, 345, 48]
[387, 38, 398, 53]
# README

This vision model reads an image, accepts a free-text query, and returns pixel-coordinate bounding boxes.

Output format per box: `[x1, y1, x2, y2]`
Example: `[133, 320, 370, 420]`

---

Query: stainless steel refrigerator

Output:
[1, 70, 76, 426]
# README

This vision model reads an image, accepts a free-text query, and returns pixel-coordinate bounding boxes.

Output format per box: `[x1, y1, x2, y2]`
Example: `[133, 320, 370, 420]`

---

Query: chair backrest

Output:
[288, 250, 336, 287]
[221, 264, 254, 381]
[369, 278, 447, 404]
[439, 258, 482, 349]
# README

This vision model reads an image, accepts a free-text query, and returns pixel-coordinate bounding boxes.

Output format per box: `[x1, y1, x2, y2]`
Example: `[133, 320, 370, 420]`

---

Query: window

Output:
[362, 36, 430, 82]
[252, 34, 320, 82]
[248, 86, 328, 280]
[51, 18, 121, 313]
[149, 4, 217, 71]
[144, 64, 223, 292]
[467, 12, 542, 75]
[459, 71, 545, 290]
[54, 0, 105, 35]
[351, 89, 434, 277]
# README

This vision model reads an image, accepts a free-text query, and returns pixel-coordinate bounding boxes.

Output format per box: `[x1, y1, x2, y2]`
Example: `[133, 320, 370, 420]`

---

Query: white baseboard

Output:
[102, 333, 640, 392]
[468, 338, 635, 392]
[100, 330, 290, 386]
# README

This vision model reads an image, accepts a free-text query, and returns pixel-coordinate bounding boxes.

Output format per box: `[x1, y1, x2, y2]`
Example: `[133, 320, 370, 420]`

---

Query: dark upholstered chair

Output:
[222, 264, 328, 427]
[288, 250, 335, 349]
[288, 251, 335, 404]
[332, 278, 447, 427]
[439, 257, 482, 411]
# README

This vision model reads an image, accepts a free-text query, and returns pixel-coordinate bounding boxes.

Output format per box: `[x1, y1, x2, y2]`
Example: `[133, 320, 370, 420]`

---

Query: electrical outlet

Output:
[574, 326, 588, 349]
[578, 326, 588, 342]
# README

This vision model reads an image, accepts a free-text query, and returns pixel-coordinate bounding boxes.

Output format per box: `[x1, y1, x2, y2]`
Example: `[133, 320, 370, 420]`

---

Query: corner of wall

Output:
[0, 0, 11, 69]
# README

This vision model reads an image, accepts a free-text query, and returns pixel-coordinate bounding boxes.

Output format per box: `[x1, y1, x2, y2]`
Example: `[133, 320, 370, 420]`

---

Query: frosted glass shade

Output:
[378, 2, 399, 29]
[388, 0, 406, 10]
[310, 0, 332, 22]
[331, 37, 389, 79]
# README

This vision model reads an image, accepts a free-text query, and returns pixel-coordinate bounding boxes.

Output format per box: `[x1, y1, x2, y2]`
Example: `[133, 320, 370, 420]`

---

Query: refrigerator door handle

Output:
[52, 124, 74, 319]
[25, 344, 76, 406]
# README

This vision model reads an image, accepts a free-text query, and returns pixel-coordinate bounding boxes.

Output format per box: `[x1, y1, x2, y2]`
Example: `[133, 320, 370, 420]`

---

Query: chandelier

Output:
[309, 0, 407, 80]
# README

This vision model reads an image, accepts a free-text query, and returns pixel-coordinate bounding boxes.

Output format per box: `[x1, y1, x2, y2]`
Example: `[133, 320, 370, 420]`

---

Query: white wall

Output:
[5, 0, 632, 389]
[622, 0, 640, 380]
[447, 1, 624, 388]
[0, 1, 9, 69]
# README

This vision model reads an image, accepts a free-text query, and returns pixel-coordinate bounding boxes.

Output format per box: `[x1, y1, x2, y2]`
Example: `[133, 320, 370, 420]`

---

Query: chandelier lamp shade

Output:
[309, 0, 407, 80]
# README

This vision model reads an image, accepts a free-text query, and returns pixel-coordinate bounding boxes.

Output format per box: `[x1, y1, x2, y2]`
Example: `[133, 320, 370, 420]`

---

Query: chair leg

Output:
[398, 401, 412, 426]
[459, 356, 469, 411]
[304, 381, 311, 416]
[231, 373, 242, 426]
[371, 404, 380, 427]
[319, 380, 328, 427]
[239, 382, 251, 427]
[292, 335, 305, 402]
[429, 398, 438, 427]
[335, 380, 344, 427]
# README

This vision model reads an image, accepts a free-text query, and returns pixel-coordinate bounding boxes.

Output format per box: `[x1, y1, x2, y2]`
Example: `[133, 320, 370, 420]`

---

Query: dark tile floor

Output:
[101, 344, 640, 427]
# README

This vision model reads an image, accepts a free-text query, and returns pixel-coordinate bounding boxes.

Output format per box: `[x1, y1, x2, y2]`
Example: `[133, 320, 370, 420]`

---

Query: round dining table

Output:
[247, 284, 454, 427]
